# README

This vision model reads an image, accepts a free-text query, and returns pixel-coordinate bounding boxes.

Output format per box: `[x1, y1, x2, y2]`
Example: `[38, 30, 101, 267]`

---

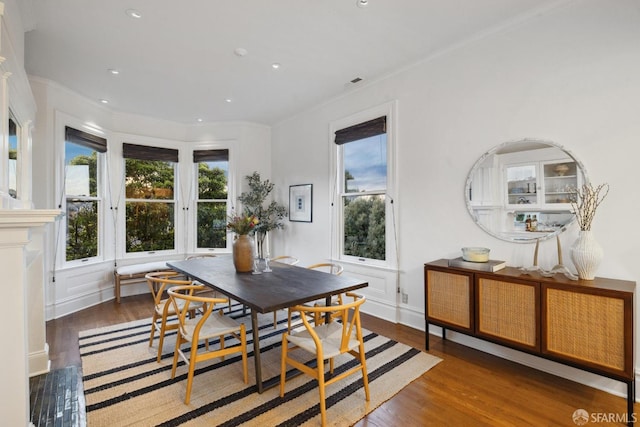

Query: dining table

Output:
[166, 256, 368, 393]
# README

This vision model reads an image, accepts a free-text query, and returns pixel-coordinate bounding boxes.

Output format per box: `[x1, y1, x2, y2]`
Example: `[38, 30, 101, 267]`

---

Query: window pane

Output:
[125, 201, 175, 252]
[196, 160, 228, 249]
[343, 134, 387, 193]
[125, 159, 174, 199]
[65, 137, 100, 262]
[343, 194, 385, 260]
[66, 200, 98, 260]
[198, 161, 228, 199]
[8, 118, 17, 198]
[197, 201, 227, 248]
[66, 142, 98, 197]
[125, 157, 176, 253]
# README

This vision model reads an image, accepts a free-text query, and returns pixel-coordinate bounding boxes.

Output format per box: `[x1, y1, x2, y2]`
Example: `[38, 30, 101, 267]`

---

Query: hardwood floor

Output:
[46, 294, 634, 426]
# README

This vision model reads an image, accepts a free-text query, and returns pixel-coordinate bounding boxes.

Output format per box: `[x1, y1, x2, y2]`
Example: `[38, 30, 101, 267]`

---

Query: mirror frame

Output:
[465, 138, 588, 243]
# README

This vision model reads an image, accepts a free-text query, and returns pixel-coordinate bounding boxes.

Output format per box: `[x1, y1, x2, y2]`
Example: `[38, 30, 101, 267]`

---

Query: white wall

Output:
[272, 0, 640, 396]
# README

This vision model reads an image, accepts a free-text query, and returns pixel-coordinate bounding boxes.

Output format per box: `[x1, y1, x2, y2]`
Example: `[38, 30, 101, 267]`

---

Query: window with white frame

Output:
[333, 110, 394, 266]
[64, 126, 106, 261]
[123, 143, 178, 253]
[194, 149, 230, 249]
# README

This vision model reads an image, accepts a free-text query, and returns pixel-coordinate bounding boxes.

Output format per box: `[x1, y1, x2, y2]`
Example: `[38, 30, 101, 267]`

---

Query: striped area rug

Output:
[79, 305, 441, 426]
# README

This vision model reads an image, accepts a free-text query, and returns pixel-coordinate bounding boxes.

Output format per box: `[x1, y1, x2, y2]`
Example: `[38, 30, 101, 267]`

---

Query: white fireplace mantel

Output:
[0, 209, 61, 427]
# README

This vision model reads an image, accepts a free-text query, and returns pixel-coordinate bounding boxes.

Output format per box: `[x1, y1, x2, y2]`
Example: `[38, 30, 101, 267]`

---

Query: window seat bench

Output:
[114, 260, 180, 303]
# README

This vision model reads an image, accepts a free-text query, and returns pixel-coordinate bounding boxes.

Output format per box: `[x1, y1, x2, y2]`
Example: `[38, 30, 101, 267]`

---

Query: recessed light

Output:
[356, 0, 369, 8]
[234, 48, 248, 57]
[271, 63, 281, 70]
[197, 118, 203, 122]
[126, 9, 142, 19]
[108, 69, 120, 75]
[225, 98, 232, 103]
[100, 99, 109, 104]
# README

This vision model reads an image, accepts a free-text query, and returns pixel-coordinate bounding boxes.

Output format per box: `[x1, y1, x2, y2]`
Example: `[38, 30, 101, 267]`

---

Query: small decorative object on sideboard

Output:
[448, 257, 506, 272]
[569, 182, 609, 280]
[461, 247, 490, 262]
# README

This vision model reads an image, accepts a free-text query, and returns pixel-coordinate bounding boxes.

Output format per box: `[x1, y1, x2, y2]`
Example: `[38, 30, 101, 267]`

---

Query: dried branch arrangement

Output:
[570, 183, 609, 231]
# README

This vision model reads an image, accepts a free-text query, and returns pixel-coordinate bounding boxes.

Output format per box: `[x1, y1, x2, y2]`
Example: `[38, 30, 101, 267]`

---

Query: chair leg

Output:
[171, 335, 182, 379]
[149, 312, 158, 347]
[318, 357, 327, 427]
[359, 344, 370, 402]
[157, 316, 167, 362]
[219, 335, 225, 361]
[273, 311, 277, 329]
[185, 341, 199, 404]
[279, 334, 288, 397]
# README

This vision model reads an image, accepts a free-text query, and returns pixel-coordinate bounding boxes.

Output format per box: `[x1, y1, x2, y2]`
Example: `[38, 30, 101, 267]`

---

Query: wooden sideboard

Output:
[424, 259, 636, 425]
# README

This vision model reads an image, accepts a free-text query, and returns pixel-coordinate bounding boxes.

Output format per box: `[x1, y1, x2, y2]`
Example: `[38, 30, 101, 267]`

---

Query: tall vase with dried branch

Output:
[570, 183, 609, 280]
[238, 172, 287, 260]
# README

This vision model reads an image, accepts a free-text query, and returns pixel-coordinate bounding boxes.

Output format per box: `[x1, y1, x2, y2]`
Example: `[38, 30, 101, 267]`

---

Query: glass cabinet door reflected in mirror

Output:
[465, 139, 586, 242]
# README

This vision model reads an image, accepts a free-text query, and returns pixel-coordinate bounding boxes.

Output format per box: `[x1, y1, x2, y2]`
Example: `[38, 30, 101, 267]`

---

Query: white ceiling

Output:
[23, 0, 566, 126]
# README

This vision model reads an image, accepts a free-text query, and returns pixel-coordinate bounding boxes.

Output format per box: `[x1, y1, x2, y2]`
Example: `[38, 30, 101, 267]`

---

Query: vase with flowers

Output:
[570, 183, 609, 280]
[227, 214, 259, 273]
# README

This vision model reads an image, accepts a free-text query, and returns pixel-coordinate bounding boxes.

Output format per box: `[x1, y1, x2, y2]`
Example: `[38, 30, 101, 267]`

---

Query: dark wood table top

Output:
[167, 256, 368, 313]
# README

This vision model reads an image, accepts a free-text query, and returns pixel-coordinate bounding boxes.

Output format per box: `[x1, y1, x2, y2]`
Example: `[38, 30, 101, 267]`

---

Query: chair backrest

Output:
[145, 271, 192, 305]
[168, 284, 230, 338]
[293, 293, 365, 353]
[307, 262, 344, 275]
[272, 255, 300, 265]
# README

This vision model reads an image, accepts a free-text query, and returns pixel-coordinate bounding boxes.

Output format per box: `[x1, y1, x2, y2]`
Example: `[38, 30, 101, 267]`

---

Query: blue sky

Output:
[344, 134, 387, 192]
[65, 142, 92, 164]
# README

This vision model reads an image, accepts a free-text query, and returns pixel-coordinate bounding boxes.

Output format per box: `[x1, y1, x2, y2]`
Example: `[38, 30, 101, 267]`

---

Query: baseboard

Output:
[360, 298, 396, 323]
[28, 344, 50, 377]
[46, 283, 152, 320]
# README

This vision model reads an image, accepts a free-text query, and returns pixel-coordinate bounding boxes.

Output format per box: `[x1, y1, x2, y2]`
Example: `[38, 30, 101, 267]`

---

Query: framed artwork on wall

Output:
[289, 184, 312, 222]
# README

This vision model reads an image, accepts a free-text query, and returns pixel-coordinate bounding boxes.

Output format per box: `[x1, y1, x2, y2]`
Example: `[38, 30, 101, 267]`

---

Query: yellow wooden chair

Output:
[168, 284, 248, 404]
[280, 293, 369, 426]
[146, 271, 197, 362]
[301, 262, 345, 327]
[307, 262, 344, 276]
[271, 255, 300, 265]
[184, 254, 233, 311]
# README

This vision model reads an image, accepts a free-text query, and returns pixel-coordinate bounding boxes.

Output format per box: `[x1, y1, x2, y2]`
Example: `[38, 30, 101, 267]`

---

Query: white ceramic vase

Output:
[570, 231, 603, 280]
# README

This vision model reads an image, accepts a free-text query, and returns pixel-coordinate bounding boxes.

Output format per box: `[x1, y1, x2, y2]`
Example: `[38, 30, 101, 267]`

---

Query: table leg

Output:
[325, 296, 331, 323]
[251, 310, 263, 393]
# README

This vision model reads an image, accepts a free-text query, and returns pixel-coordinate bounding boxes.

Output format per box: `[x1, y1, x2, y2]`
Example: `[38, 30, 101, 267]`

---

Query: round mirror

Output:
[465, 139, 587, 243]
